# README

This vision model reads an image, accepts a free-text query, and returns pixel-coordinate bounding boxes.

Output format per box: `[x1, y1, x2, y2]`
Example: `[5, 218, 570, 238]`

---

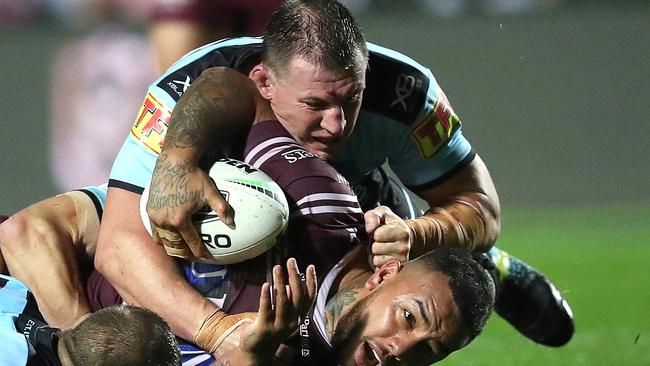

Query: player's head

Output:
[58, 305, 181, 366]
[252, 0, 368, 160]
[332, 248, 495, 366]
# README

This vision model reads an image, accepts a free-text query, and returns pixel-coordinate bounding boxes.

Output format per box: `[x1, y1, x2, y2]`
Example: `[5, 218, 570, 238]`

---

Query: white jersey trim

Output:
[296, 193, 359, 206]
[244, 136, 300, 164]
[313, 248, 358, 345]
[291, 205, 363, 219]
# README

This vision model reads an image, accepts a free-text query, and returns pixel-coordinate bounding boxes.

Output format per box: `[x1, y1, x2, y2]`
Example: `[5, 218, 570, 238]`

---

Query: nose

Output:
[386, 334, 416, 360]
[320, 106, 345, 136]
[385, 333, 431, 364]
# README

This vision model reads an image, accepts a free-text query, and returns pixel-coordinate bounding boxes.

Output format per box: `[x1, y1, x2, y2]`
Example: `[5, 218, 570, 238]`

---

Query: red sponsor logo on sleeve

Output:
[411, 88, 461, 158]
[131, 93, 172, 154]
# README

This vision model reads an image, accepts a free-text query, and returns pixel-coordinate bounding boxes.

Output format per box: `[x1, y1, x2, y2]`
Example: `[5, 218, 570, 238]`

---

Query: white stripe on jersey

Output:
[291, 205, 363, 219]
[244, 136, 299, 164]
[296, 193, 359, 207]
[251, 145, 298, 169]
[182, 354, 212, 366]
[190, 263, 227, 278]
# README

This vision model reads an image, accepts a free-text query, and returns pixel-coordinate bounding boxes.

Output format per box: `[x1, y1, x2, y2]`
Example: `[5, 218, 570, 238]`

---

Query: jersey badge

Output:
[411, 88, 460, 158]
[130, 92, 172, 154]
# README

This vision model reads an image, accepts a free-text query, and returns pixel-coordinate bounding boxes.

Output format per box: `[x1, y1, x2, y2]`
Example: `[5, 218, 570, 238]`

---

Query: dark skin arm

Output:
[147, 66, 275, 260]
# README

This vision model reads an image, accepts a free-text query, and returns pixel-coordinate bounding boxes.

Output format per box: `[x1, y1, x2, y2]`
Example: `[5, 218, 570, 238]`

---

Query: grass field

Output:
[441, 204, 650, 365]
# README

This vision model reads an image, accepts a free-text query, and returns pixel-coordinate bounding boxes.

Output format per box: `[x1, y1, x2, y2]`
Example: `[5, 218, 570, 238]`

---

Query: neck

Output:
[324, 245, 373, 336]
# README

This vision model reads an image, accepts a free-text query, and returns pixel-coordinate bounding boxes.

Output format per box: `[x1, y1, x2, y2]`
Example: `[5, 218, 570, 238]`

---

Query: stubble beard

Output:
[331, 290, 377, 364]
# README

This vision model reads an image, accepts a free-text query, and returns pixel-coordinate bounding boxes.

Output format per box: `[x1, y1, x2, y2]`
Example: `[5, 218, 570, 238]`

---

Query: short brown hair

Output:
[61, 305, 181, 366]
[262, 0, 368, 76]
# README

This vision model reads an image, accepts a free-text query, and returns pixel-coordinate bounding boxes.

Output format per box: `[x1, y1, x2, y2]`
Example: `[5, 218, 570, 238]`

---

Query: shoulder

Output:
[154, 37, 263, 103]
[363, 42, 437, 125]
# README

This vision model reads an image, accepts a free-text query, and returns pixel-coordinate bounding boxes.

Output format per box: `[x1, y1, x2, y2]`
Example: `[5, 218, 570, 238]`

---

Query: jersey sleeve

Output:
[108, 37, 263, 193]
[0, 275, 30, 366]
[336, 42, 474, 190]
[387, 75, 475, 190]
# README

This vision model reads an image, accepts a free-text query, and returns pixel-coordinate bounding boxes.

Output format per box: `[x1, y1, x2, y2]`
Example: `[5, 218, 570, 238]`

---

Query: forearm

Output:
[0, 194, 91, 329]
[95, 188, 217, 341]
[408, 155, 501, 254]
[96, 226, 216, 340]
[406, 191, 500, 255]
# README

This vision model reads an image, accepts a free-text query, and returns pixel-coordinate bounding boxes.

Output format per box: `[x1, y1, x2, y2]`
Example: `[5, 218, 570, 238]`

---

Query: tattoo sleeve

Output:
[147, 154, 206, 214]
[163, 67, 257, 153]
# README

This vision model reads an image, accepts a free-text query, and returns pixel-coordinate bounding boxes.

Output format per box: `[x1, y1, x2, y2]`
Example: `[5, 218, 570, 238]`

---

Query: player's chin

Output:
[306, 141, 341, 160]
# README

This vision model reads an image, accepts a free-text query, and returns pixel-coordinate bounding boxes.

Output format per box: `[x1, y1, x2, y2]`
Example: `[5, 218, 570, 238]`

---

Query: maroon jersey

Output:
[221, 120, 367, 313]
[243, 120, 365, 276]
[86, 120, 365, 364]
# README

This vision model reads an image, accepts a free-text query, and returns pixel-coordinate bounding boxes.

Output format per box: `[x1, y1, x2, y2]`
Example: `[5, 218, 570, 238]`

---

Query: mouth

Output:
[361, 341, 382, 365]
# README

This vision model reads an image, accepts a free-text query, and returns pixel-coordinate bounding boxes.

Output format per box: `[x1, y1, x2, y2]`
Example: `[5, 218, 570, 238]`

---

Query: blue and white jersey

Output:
[0, 275, 30, 366]
[108, 37, 473, 194]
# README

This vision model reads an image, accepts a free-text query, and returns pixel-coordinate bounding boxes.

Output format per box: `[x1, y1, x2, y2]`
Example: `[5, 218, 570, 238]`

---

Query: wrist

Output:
[160, 146, 202, 163]
[405, 219, 427, 258]
[194, 310, 257, 353]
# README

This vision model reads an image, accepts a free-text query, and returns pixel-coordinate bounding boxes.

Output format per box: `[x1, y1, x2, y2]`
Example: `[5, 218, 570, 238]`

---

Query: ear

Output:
[249, 64, 273, 101]
[365, 259, 402, 291]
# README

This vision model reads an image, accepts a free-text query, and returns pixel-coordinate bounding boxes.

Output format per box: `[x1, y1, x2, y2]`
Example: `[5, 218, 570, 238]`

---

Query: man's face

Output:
[333, 265, 471, 366]
[265, 57, 366, 160]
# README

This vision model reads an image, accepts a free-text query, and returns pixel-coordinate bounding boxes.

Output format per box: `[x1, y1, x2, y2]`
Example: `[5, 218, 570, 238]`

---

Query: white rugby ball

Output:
[140, 158, 289, 264]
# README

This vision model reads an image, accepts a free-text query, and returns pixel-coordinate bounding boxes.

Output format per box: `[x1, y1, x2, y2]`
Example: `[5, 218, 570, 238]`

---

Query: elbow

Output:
[0, 212, 37, 257]
[93, 236, 117, 278]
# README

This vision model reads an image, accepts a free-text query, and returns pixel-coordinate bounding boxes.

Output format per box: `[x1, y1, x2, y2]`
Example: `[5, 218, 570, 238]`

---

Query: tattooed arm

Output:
[147, 67, 274, 260]
[94, 67, 272, 344]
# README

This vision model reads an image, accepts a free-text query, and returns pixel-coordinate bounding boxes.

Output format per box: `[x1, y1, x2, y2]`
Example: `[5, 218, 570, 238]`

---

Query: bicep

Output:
[167, 67, 259, 148]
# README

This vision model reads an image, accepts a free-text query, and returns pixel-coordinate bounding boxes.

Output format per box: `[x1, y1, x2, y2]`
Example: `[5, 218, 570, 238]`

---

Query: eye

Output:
[404, 309, 415, 328]
[305, 100, 326, 110]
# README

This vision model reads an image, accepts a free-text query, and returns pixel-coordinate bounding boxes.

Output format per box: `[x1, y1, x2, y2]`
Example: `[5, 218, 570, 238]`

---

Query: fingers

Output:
[272, 264, 289, 325]
[151, 225, 163, 246]
[364, 209, 383, 237]
[261, 259, 317, 335]
[286, 258, 302, 308]
[364, 206, 398, 237]
[286, 259, 317, 315]
[204, 180, 236, 229]
[257, 282, 272, 323]
[372, 222, 411, 244]
[153, 225, 191, 258]
[371, 241, 409, 260]
[305, 264, 317, 304]
[368, 211, 412, 269]
[176, 219, 214, 261]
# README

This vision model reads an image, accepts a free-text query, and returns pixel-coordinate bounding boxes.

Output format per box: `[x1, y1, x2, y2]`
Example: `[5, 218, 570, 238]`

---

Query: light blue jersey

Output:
[0, 275, 31, 366]
[108, 37, 473, 194]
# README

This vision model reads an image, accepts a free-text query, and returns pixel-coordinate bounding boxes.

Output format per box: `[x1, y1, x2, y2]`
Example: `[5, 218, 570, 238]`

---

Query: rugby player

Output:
[0, 119, 491, 365]
[97, 0, 572, 350]
[0, 272, 180, 366]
